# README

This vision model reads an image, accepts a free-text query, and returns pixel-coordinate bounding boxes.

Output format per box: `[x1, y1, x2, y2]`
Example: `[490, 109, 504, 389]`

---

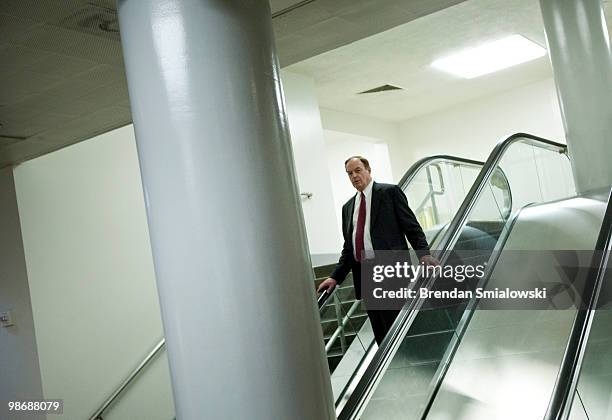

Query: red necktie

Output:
[355, 192, 366, 262]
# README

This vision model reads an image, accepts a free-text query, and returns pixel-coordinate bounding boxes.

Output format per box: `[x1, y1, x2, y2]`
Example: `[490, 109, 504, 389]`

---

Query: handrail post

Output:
[333, 294, 347, 353]
[426, 165, 440, 225]
[326, 300, 363, 353]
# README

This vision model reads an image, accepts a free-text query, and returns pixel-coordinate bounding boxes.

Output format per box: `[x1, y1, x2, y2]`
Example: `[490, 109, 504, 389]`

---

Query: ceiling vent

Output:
[358, 84, 403, 94]
[56, 2, 120, 41]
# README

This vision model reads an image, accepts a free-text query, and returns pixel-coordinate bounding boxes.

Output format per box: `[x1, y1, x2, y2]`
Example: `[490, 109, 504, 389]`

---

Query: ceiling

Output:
[288, 0, 612, 123]
[0, 0, 466, 169]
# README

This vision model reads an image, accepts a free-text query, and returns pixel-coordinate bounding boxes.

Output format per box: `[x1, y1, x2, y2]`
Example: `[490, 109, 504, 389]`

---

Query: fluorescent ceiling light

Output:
[431, 34, 547, 79]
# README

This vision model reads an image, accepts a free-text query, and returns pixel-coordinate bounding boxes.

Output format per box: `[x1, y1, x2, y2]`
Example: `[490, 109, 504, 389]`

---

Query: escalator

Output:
[336, 133, 601, 420]
[317, 154, 505, 400]
[317, 155, 500, 390]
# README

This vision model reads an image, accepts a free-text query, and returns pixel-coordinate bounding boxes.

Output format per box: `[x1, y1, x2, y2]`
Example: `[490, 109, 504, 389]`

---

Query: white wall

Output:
[320, 108, 405, 181]
[13, 126, 174, 420]
[0, 167, 45, 420]
[396, 78, 566, 176]
[324, 130, 394, 232]
[281, 71, 343, 259]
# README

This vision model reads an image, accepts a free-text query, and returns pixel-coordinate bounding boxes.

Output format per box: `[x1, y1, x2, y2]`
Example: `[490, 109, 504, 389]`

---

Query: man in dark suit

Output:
[318, 156, 437, 345]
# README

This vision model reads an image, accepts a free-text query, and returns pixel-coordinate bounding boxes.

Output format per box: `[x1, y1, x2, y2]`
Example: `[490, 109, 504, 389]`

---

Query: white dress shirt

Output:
[352, 179, 374, 260]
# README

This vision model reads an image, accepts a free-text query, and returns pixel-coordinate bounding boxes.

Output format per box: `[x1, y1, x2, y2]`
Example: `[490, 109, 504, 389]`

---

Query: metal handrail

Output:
[317, 289, 333, 309]
[89, 339, 166, 420]
[398, 154, 483, 189]
[332, 294, 348, 353]
[325, 300, 362, 353]
[338, 133, 568, 420]
[544, 189, 612, 420]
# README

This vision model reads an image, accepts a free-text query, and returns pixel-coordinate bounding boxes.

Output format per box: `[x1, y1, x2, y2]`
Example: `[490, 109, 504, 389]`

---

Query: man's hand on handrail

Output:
[317, 277, 338, 294]
[419, 254, 440, 266]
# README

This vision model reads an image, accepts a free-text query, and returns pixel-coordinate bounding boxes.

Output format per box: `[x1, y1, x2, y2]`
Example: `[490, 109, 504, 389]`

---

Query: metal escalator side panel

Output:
[545, 189, 612, 420]
[423, 197, 606, 420]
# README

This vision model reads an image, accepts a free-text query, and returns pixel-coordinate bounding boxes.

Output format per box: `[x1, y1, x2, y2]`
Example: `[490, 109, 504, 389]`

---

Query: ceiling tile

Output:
[0, 0, 88, 24]
[75, 82, 129, 109]
[11, 24, 85, 54]
[73, 64, 126, 86]
[288, 17, 364, 61]
[1, 111, 79, 137]
[55, 32, 123, 65]
[270, 0, 312, 15]
[1, 94, 90, 121]
[28, 106, 131, 147]
[0, 70, 66, 105]
[273, 4, 333, 39]
[0, 135, 23, 146]
[23, 52, 98, 76]
[51, 2, 120, 43]
[0, 44, 53, 75]
[0, 13, 41, 44]
[38, 78, 105, 102]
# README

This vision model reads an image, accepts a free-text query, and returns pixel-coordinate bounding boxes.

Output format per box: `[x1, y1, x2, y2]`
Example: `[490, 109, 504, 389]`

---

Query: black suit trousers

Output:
[354, 262, 400, 344]
[367, 309, 400, 345]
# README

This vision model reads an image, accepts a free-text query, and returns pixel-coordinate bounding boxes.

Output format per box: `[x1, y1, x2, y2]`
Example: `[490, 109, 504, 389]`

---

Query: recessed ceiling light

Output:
[431, 34, 547, 79]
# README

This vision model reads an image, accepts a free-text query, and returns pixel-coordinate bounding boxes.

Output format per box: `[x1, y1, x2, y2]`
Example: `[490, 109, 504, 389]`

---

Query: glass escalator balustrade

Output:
[402, 157, 485, 241]
[421, 140, 594, 420]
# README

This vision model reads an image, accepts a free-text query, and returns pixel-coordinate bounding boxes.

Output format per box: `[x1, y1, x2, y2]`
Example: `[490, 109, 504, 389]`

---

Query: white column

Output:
[540, 0, 612, 193]
[116, 1, 335, 419]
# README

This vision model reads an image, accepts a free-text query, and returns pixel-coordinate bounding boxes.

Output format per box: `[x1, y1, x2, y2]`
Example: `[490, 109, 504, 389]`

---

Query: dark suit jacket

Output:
[331, 182, 430, 299]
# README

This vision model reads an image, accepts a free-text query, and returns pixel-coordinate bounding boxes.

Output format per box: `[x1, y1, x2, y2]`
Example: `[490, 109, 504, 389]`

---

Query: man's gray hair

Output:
[344, 155, 371, 170]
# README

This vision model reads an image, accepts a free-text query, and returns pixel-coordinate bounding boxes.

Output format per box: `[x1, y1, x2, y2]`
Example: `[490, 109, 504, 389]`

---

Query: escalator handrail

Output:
[338, 133, 568, 420]
[317, 289, 332, 309]
[398, 154, 483, 189]
[544, 188, 612, 420]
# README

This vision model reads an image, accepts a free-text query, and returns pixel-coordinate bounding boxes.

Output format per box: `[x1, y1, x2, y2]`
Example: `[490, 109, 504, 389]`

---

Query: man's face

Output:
[345, 159, 372, 192]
